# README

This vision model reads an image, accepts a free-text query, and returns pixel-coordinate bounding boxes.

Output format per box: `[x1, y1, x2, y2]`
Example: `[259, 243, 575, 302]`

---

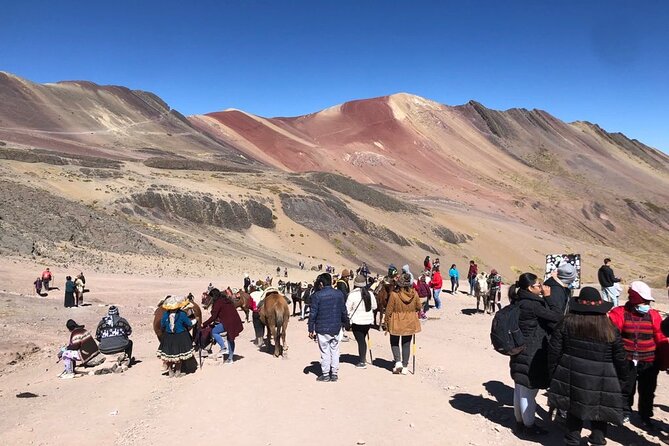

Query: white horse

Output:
[475, 272, 489, 312]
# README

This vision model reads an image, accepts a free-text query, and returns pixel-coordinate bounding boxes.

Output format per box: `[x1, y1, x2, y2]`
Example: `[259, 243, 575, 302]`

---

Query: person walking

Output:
[467, 260, 478, 296]
[157, 296, 196, 378]
[449, 264, 459, 294]
[34, 277, 43, 295]
[201, 288, 244, 363]
[74, 274, 85, 306]
[608, 281, 666, 429]
[346, 274, 377, 368]
[384, 273, 421, 375]
[64, 276, 76, 308]
[414, 273, 431, 317]
[548, 287, 627, 445]
[598, 258, 621, 306]
[423, 256, 431, 272]
[509, 273, 562, 436]
[430, 266, 443, 309]
[96, 306, 134, 362]
[308, 273, 349, 382]
[41, 268, 52, 291]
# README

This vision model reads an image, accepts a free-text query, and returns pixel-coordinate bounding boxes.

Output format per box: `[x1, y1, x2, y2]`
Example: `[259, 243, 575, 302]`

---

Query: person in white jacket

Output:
[346, 274, 377, 369]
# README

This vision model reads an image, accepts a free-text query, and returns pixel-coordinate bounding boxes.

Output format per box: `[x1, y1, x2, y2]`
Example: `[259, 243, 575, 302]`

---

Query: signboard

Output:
[545, 254, 581, 289]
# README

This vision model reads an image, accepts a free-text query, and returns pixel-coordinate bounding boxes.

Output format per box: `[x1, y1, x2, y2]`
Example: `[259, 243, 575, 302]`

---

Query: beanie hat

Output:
[398, 273, 413, 288]
[557, 262, 577, 285]
[354, 274, 367, 288]
[107, 305, 119, 316]
[628, 281, 654, 304]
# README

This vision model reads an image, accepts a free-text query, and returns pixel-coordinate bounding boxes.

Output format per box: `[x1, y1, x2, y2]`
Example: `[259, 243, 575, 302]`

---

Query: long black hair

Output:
[508, 272, 538, 301]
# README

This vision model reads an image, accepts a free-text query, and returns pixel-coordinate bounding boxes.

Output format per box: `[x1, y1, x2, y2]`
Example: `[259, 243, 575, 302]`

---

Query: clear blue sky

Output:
[2, 0, 668, 151]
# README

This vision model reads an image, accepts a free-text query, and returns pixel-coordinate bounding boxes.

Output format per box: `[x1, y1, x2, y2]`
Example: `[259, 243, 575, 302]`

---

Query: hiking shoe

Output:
[225, 358, 234, 364]
[586, 435, 607, 445]
[355, 362, 367, 369]
[401, 367, 409, 375]
[316, 374, 330, 382]
[330, 374, 338, 382]
[393, 362, 403, 374]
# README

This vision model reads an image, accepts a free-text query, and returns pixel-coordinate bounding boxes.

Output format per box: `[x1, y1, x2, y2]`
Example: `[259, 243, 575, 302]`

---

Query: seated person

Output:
[59, 319, 100, 378]
[96, 306, 133, 362]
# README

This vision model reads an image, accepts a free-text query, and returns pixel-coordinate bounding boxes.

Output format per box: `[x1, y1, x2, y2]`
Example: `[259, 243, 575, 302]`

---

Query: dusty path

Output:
[1, 260, 669, 446]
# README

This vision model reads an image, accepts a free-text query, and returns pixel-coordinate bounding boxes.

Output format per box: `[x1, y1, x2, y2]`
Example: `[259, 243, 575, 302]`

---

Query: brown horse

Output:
[201, 288, 252, 322]
[373, 279, 392, 329]
[259, 291, 290, 357]
[153, 294, 202, 340]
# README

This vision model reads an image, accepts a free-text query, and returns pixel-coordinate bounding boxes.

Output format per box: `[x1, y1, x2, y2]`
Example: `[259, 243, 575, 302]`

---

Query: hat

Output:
[354, 274, 367, 288]
[261, 287, 279, 301]
[244, 273, 249, 278]
[557, 262, 577, 285]
[161, 295, 188, 310]
[66, 319, 84, 331]
[570, 287, 613, 314]
[108, 305, 119, 316]
[398, 273, 413, 288]
[387, 264, 398, 277]
[628, 281, 654, 304]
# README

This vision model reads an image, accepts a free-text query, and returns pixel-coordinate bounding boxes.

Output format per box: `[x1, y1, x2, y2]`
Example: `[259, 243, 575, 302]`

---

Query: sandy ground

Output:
[2, 259, 669, 446]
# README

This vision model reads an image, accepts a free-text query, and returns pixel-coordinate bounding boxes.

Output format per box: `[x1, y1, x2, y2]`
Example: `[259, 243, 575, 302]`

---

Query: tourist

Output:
[608, 281, 666, 428]
[423, 256, 431, 272]
[336, 270, 351, 295]
[509, 272, 561, 436]
[41, 267, 52, 291]
[548, 287, 627, 446]
[34, 277, 42, 295]
[433, 258, 441, 270]
[430, 266, 443, 309]
[58, 319, 100, 379]
[598, 258, 621, 306]
[414, 273, 431, 317]
[243, 273, 251, 293]
[74, 274, 85, 306]
[401, 264, 415, 284]
[467, 260, 478, 296]
[360, 262, 370, 278]
[384, 272, 421, 375]
[96, 306, 133, 362]
[544, 262, 577, 314]
[202, 288, 244, 363]
[308, 273, 349, 382]
[157, 296, 196, 377]
[346, 274, 377, 368]
[449, 264, 459, 293]
[487, 269, 503, 313]
[64, 276, 76, 308]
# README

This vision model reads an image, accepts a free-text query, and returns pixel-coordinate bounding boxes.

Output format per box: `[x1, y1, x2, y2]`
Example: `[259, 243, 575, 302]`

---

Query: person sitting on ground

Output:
[543, 262, 577, 314]
[346, 274, 377, 369]
[608, 281, 666, 429]
[202, 288, 244, 363]
[34, 277, 43, 295]
[384, 272, 421, 375]
[548, 287, 627, 446]
[58, 319, 100, 379]
[96, 306, 133, 363]
[64, 276, 76, 308]
[157, 296, 196, 378]
[449, 264, 459, 293]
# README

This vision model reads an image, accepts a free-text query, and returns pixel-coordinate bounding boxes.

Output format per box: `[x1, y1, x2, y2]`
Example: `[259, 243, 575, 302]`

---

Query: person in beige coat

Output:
[385, 272, 422, 374]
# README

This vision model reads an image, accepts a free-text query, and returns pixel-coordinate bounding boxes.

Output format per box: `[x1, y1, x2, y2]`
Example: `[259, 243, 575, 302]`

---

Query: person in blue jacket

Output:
[449, 264, 460, 293]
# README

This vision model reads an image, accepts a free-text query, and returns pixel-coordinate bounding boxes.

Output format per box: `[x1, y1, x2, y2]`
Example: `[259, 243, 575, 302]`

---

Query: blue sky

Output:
[1, 0, 668, 151]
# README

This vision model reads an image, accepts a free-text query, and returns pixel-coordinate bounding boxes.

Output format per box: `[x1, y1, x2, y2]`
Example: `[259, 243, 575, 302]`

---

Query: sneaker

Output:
[641, 417, 656, 431]
[330, 375, 338, 382]
[60, 372, 75, 379]
[586, 435, 607, 445]
[341, 334, 350, 342]
[401, 367, 409, 375]
[355, 362, 367, 369]
[225, 358, 234, 364]
[393, 362, 403, 374]
[316, 374, 330, 382]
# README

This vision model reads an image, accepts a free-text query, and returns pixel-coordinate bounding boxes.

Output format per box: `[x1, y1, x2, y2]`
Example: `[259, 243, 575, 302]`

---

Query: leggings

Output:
[351, 324, 371, 363]
[390, 335, 412, 367]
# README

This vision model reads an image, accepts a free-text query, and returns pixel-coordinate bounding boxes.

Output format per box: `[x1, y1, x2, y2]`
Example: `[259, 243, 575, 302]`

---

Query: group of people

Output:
[35, 268, 87, 307]
[505, 261, 667, 445]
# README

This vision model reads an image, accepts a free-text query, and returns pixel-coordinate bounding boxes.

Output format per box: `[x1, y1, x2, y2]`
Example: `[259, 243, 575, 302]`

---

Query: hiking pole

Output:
[367, 334, 373, 363]
[412, 334, 417, 375]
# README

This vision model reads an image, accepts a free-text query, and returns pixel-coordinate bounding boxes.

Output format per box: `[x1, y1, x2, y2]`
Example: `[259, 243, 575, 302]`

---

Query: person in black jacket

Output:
[544, 262, 577, 315]
[548, 287, 628, 446]
[509, 272, 562, 437]
[598, 258, 621, 306]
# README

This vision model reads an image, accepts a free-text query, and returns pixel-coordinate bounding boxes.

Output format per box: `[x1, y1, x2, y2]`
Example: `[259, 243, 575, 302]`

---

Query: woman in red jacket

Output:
[202, 288, 244, 363]
[430, 266, 443, 310]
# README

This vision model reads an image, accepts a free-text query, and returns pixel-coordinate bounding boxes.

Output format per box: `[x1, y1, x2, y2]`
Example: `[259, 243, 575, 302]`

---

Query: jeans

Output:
[317, 333, 341, 376]
[212, 323, 228, 352]
[450, 277, 459, 293]
[623, 360, 659, 419]
[601, 286, 618, 307]
[351, 324, 371, 364]
[433, 288, 442, 309]
[468, 277, 476, 295]
[390, 334, 412, 367]
[564, 413, 607, 446]
[513, 383, 538, 427]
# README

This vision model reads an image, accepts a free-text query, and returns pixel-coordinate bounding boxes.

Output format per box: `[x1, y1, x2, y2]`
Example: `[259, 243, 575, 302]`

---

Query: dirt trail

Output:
[1, 261, 668, 446]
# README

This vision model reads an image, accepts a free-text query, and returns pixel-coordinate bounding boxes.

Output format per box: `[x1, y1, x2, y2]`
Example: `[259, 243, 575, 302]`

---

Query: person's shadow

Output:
[302, 361, 320, 376]
[460, 309, 479, 316]
[38, 292, 48, 297]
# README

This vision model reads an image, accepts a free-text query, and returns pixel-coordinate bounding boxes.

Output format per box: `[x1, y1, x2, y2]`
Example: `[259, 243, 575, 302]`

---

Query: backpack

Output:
[490, 303, 526, 356]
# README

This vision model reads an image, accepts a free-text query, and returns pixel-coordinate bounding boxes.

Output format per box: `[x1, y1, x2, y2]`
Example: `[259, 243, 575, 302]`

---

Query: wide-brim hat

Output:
[161, 295, 188, 310]
[570, 287, 613, 314]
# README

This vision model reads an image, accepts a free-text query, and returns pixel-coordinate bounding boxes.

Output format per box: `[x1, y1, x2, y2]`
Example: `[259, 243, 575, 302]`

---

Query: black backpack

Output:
[490, 302, 526, 356]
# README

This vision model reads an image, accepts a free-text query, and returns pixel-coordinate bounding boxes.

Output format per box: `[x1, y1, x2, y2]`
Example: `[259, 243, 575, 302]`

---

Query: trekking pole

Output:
[412, 334, 417, 375]
[367, 334, 373, 363]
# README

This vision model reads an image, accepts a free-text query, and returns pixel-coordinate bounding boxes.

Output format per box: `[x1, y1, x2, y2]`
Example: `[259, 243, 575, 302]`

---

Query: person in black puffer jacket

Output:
[544, 262, 577, 315]
[509, 272, 562, 437]
[548, 287, 628, 446]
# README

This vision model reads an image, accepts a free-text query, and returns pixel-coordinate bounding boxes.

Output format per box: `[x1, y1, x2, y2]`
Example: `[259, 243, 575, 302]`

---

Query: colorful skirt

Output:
[156, 331, 194, 363]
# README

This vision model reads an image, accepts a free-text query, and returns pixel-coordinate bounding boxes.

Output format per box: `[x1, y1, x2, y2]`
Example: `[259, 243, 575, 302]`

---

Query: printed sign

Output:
[545, 254, 581, 289]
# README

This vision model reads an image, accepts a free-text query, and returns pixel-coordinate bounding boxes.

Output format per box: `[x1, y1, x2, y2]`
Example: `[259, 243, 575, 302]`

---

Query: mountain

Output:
[0, 73, 667, 286]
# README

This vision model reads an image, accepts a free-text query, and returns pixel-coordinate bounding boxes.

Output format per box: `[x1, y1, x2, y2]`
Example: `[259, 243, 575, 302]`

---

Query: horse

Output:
[152, 293, 202, 340]
[372, 278, 392, 329]
[474, 272, 489, 313]
[258, 291, 290, 358]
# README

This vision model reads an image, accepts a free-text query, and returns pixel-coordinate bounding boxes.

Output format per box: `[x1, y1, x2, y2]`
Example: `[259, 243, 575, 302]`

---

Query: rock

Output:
[109, 410, 118, 416]
[409, 423, 415, 428]
[357, 441, 366, 445]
